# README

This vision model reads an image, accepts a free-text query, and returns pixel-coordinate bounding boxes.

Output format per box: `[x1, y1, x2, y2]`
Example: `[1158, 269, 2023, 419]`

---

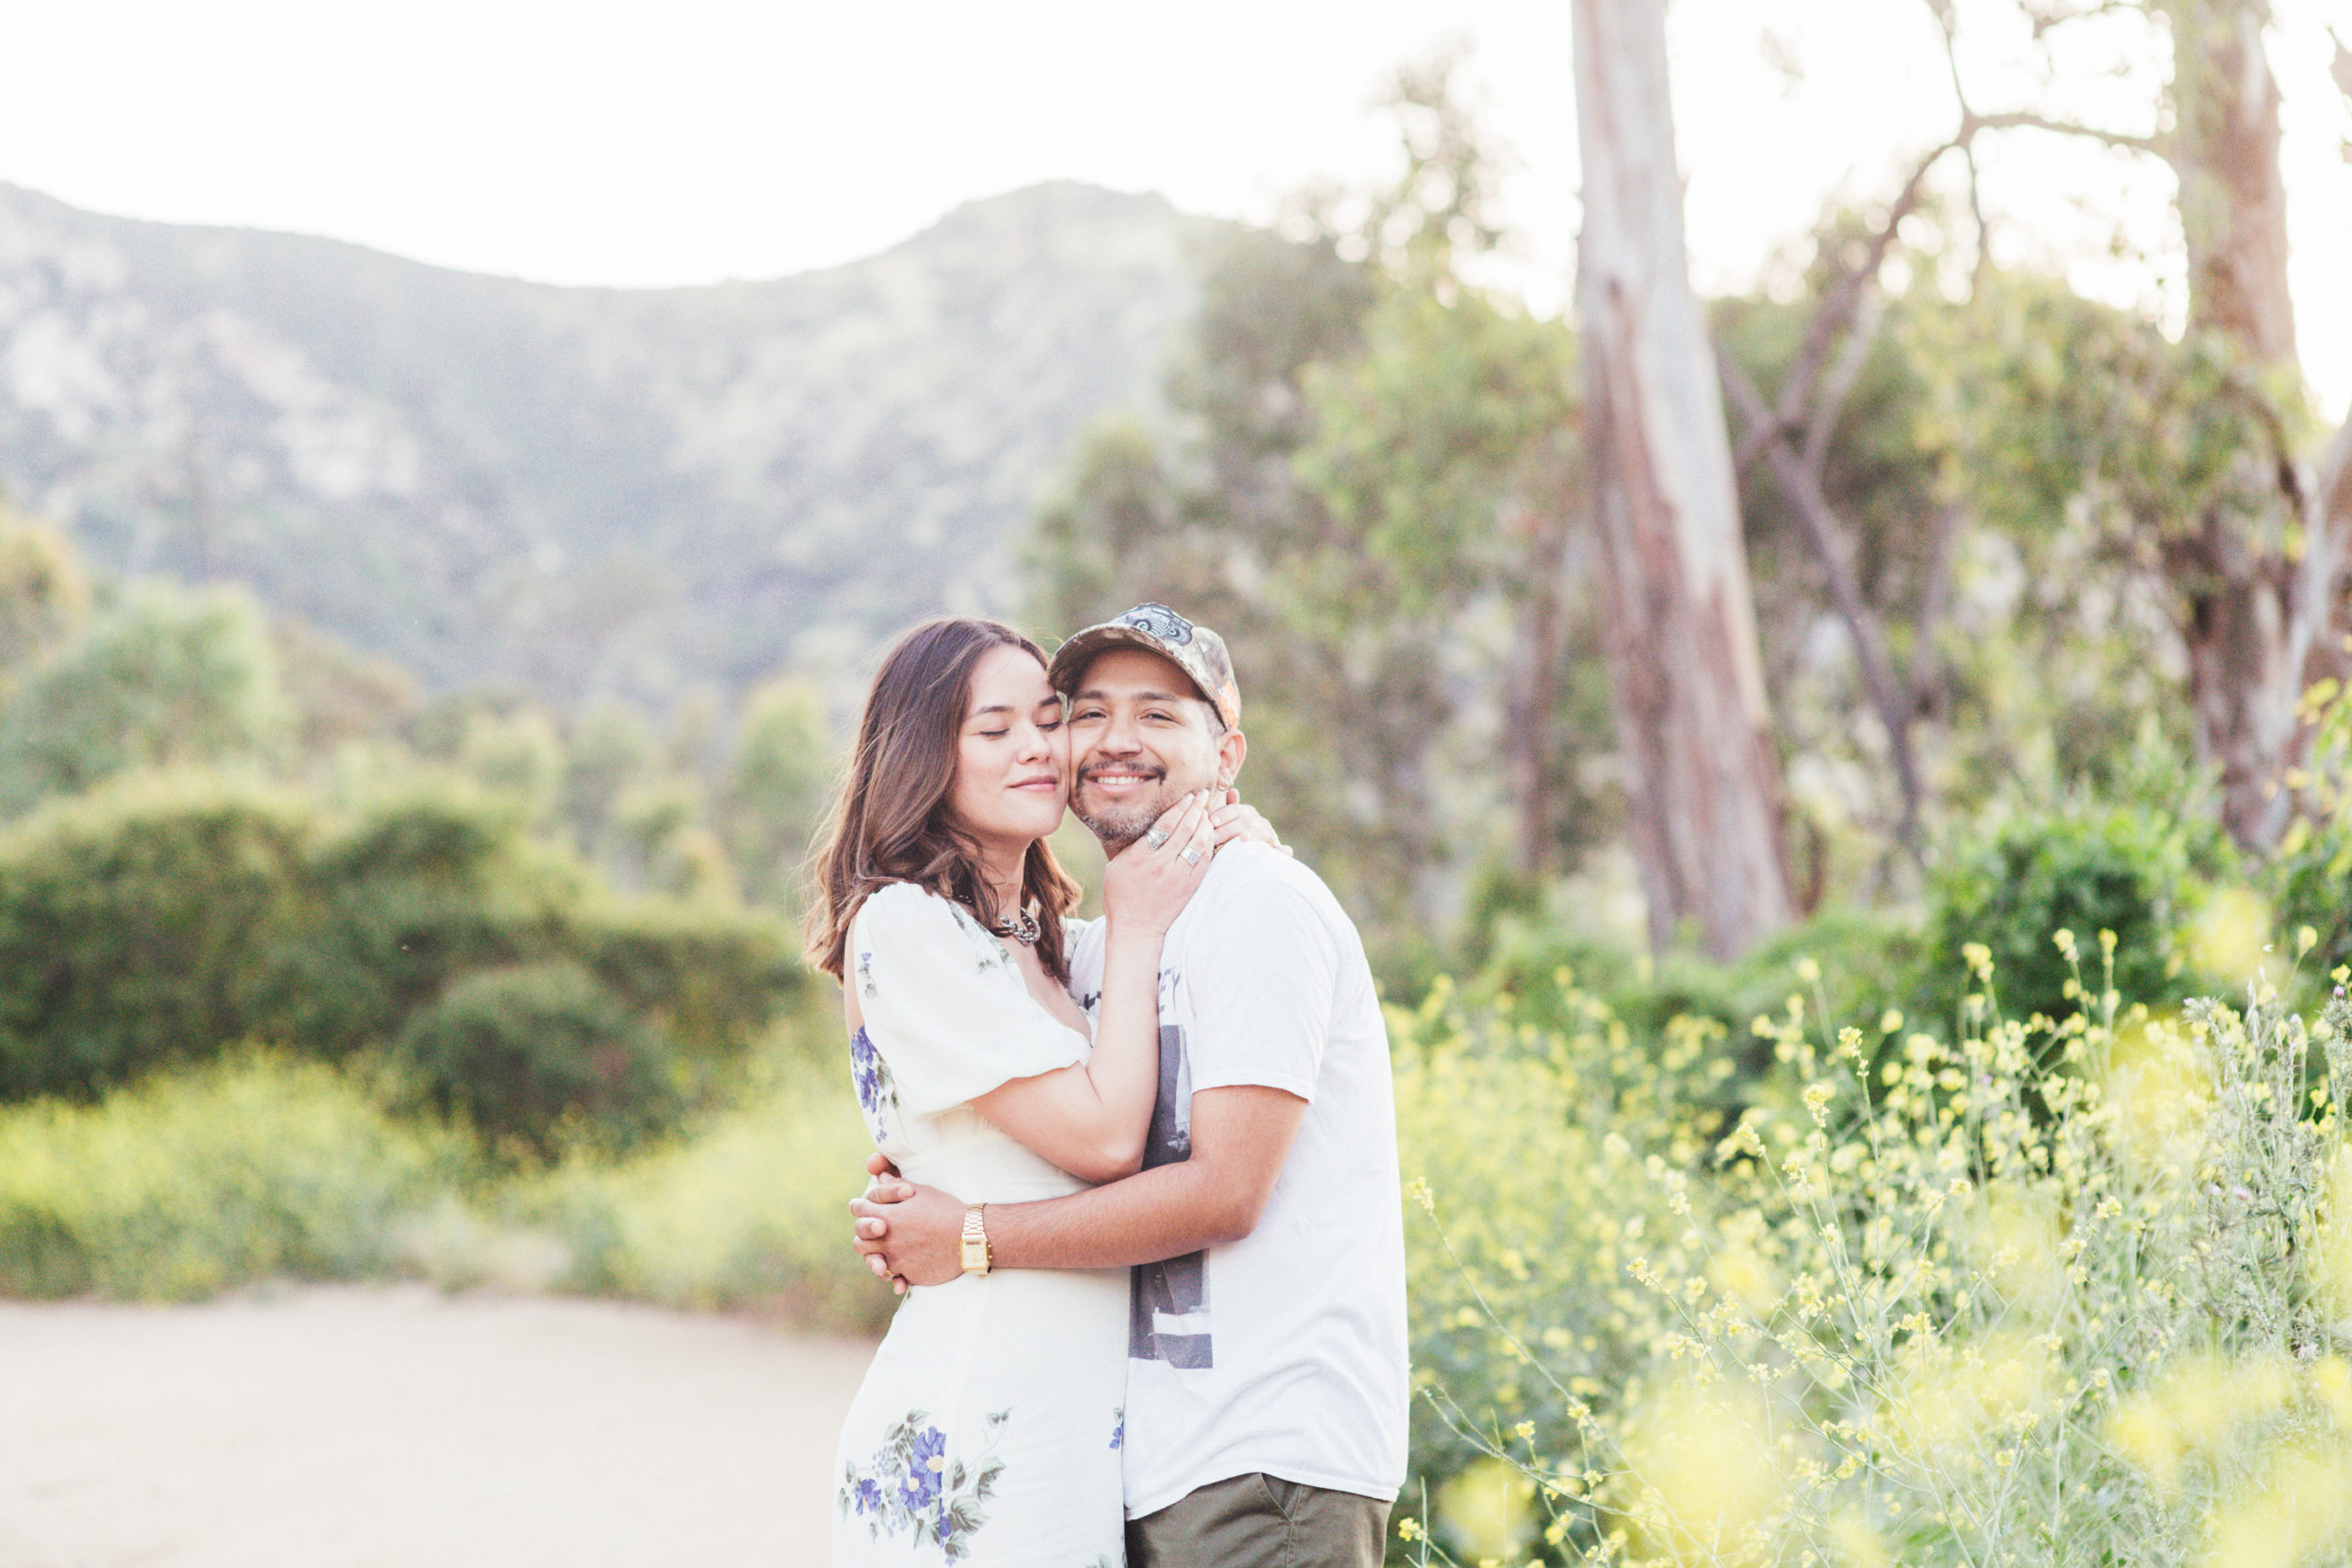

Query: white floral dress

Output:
[832, 883, 1126, 1567]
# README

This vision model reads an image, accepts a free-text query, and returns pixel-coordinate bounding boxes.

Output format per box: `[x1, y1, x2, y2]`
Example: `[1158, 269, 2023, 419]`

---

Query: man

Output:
[851, 603, 1408, 1567]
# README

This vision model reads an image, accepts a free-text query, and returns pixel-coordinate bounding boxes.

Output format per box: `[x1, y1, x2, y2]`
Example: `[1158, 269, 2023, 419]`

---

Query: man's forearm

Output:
[989, 1159, 1247, 1270]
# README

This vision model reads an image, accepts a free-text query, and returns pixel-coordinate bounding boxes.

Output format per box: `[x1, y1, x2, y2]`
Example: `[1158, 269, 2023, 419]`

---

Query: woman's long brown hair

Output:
[805, 617, 1084, 985]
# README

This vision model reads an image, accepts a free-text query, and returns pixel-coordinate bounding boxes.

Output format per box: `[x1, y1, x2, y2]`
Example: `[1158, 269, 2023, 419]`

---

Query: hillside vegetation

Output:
[0, 180, 1203, 703]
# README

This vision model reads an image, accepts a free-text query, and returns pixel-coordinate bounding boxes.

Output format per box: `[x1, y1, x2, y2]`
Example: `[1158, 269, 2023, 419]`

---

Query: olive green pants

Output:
[1126, 1472, 1391, 1568]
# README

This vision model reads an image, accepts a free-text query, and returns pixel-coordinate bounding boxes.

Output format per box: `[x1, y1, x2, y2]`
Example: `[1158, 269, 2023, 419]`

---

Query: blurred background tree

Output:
[1027, 1, 2350, 991]
[720, 675, 833, 915]
[1031, 54, 1616, 977]
[1573, 0, 1796, 961]
[0, 581, 291, 812]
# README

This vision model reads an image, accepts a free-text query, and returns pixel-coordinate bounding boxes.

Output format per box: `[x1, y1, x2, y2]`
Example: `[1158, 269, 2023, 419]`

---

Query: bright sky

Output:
[6, 0, 2348, 420]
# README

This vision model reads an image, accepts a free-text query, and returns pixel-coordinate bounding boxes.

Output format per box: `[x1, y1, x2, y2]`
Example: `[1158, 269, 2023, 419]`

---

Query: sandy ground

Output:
[0, 1285, 877, 1568]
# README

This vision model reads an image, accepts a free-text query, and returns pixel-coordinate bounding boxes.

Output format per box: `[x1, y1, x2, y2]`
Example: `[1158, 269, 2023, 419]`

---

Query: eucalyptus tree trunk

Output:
[1572, 0, 1794, 959]
[2154, 0, 2339, 850]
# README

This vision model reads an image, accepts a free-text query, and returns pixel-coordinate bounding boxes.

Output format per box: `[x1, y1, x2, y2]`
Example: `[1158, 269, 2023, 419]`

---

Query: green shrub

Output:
[0, 1050, 465, 1300]
[252, 784, 576, 1055]
[0, 772, 802, 1111]
[2273, 814, 2352, 979]
[1471, 905, 1923, 1103]
[390, 962, 681, 1156]
[571, 898, 803, 1060]
[522, 1055, 890, 1334]
[0, 775, 312, 1099]
[1925, 805, 2204, 1032]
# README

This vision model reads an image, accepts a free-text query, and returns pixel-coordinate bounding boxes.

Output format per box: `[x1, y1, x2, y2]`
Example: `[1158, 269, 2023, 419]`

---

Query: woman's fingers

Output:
[1209, 800, 1283, 850]
[1103, 791, 1217, 924]
[1172, 792, 1213, 861]
[1173, 788, 1209, 839]
[1158, 798, 1216, 876]
[1139, 790, 1198, 850]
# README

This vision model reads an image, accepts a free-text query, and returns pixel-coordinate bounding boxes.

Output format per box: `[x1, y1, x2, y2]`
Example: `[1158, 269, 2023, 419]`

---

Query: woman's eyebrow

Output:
[968, 697, 1058, 720]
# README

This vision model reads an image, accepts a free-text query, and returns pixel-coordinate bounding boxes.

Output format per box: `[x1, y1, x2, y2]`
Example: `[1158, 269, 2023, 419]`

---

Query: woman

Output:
[806, 617, 1257, 1566]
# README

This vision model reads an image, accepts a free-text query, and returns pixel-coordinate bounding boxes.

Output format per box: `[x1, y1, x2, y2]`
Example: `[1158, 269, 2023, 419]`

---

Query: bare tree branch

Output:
[2022, 0, 2138, 39]
[1926, 1, 1996, 297]
[1913, 499, 1964, 717]
[1962, 109, 2165, 160]
[1716, 0, 2171, 852]
[1721, 348, 1928, 850]
[1789, 145, 1949, 399]
[1804, 290, 1883, 473]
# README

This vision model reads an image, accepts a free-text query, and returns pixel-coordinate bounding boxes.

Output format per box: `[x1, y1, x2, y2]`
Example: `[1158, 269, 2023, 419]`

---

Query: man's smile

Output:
[1080, 766, 1162, 798]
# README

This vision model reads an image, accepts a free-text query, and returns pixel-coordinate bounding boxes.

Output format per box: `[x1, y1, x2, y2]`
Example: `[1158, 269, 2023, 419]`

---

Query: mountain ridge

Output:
[0, 178, 1210, 703]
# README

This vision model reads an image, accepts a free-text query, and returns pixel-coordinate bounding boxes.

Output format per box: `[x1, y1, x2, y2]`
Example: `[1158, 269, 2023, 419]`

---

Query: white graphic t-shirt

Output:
[1067, 841, 1408, 1519]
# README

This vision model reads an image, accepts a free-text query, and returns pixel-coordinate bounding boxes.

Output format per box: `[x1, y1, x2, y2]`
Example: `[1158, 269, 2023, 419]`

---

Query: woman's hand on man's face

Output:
[1100, 790, 1216, 936]
[1209, 789, 1288, 855]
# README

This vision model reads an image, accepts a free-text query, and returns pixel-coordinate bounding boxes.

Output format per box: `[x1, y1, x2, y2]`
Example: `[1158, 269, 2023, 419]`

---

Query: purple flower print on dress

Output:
[835, 1408, 1008, 1560]
[906, 1425, 949, 1507]
[847, 1025, 898, 1142]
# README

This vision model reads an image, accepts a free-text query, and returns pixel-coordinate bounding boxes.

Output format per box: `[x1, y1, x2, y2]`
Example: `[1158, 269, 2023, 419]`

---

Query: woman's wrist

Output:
[1102, 911, 1172, 943]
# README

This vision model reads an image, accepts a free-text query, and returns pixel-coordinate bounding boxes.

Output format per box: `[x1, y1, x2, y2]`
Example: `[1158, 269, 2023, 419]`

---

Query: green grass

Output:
[0, 1049, 467, 1301]
[0, 1034, 889, 1332]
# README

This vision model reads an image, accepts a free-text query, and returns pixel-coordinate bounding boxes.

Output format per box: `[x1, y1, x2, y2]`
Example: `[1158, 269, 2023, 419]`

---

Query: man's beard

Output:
[1070, 762, 1186, 853]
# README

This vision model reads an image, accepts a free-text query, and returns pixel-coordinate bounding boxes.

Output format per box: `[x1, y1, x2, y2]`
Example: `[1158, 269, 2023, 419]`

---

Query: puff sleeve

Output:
[849, 882, 1090, 1118]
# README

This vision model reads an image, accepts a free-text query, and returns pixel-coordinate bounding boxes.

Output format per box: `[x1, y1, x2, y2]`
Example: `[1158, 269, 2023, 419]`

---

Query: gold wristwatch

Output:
[959, 1203, 991, 1276]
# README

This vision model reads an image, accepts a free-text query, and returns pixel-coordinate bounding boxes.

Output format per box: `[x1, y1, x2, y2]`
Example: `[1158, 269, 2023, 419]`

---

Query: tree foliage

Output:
[0, 581, 290, 812]
[721, 675, 834, 912]
[1029, 61, 1611, 972]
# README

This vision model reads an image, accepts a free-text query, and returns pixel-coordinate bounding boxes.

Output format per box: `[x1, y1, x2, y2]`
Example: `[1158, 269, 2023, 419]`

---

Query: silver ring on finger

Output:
[1181, 844, 1204, 866]
[1143, 826, 1170, 850]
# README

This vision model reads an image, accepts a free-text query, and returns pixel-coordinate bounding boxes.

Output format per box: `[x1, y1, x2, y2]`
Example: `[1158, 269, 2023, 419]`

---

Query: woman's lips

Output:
[1010, 775, 1061, 792]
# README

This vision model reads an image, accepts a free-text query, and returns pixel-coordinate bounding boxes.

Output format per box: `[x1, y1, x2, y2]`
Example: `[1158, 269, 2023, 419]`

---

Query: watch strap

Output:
[959, 1203, 990, 1275]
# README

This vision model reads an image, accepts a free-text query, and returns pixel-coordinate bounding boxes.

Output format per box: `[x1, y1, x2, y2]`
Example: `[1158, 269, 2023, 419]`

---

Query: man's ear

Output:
[1216, 728, 1248, 791]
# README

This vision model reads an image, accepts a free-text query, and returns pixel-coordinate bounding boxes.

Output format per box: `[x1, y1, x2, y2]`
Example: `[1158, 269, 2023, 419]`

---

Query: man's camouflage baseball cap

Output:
[1047, 603, 1241, 730]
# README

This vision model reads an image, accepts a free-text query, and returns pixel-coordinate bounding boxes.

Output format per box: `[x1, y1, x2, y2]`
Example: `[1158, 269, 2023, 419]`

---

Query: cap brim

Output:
[1047, 625, 1216, 709]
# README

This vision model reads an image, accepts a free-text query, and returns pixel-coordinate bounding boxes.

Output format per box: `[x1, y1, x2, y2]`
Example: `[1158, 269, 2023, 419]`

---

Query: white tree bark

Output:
[1573, 0, 1794, 959]
[2154, 0, 2340, 850]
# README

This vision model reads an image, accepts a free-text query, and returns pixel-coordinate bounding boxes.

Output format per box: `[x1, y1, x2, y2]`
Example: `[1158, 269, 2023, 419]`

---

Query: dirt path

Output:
[0, 1285, 876, 1568]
